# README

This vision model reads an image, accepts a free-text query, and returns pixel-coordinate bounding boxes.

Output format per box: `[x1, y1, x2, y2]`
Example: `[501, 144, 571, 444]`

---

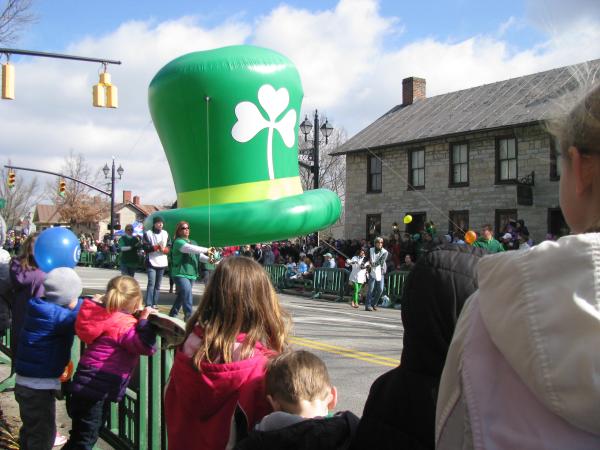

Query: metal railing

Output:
[0, 329, 174, 449]
[312, 267, 349, 302]
[384, 270, 410, 306]
[263, 264, 287, 291]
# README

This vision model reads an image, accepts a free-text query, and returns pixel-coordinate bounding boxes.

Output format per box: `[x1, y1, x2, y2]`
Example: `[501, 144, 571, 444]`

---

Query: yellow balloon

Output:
[465, 230, 477, 245]
[403, 215, 413, 224]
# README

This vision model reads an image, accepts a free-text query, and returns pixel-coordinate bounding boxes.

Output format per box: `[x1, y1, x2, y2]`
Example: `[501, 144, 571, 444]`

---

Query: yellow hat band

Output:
[177, 176, 304, 208]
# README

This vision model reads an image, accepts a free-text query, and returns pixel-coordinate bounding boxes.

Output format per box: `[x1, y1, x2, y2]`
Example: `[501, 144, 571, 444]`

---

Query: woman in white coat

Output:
[436, 80, 600, 448]
[346, 248, 368, 308]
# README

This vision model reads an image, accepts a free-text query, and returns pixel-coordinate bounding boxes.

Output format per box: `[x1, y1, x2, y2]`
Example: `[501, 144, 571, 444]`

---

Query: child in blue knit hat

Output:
[14, 267, 83, 450]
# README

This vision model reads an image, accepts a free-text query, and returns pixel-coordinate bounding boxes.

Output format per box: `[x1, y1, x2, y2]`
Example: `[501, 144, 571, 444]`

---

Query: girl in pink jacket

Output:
[165, 256, 291, 450]
[64, 276, 157, 450]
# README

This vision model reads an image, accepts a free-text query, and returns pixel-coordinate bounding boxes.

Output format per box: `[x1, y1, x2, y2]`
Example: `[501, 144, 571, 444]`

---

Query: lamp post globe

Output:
[300, 110, 333, 190]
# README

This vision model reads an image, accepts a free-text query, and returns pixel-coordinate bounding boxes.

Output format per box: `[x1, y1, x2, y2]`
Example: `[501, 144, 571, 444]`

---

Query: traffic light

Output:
[59, 179, 66, 197]
[7, 171, 15, 189]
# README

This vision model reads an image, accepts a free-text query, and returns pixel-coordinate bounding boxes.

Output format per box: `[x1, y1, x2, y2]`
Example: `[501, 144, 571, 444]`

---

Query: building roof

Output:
[114, 202, 167, 218]
[336, 59, 600, 155]
[34, 204, 66, 224]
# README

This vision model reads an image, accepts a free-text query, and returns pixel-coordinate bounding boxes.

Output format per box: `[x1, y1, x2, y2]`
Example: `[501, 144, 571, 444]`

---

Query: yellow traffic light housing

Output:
[59, 179, 66, 197]
[93, 67, 118, 108]
[7, 171, 15, 189]
[2, 63, 15, 100]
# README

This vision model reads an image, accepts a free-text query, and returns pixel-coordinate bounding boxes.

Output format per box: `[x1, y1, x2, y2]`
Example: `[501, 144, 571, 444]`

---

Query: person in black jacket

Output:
[235, 350, 359, 450]
[351, 243, 488, 450]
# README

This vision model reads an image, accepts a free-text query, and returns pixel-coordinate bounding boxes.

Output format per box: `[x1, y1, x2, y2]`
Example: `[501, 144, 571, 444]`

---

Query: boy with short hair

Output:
[235, 350, 359, 450]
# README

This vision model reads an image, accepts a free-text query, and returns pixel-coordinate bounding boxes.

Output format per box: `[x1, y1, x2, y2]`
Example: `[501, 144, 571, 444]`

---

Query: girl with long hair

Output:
[165, 256, 290, 450]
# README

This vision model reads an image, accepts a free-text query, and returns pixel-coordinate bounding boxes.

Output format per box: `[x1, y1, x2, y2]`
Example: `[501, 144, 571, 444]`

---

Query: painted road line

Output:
[289, 336, 400, 368]
[291, 336, 400, 363]
[283, 303, 401, 324]
[292, 316, 399, 330]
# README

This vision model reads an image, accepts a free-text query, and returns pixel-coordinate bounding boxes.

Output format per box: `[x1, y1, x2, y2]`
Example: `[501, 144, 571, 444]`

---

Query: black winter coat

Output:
[235, 411, 359, 450]
[351, 243, 488, 450]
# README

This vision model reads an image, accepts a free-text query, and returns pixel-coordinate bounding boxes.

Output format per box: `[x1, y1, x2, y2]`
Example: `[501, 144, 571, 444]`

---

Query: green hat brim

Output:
[144, 189, 341, 247]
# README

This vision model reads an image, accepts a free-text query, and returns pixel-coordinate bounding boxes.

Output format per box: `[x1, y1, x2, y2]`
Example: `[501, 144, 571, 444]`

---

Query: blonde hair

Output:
[185, 256, 290, 369]
[103, 275, 143, 313]
[547, 78, 600, 232]
[266, 350, 331, 404]
[547, 80, 600, 158]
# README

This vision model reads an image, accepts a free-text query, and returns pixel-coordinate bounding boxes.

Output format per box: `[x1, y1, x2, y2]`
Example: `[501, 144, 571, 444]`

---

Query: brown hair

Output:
[266, 350, 331, 404]
[174, 221, 190, 239]
[16, 233, 39, 271]
[103, 275, 143, 314]
[185, 256, 290, 369]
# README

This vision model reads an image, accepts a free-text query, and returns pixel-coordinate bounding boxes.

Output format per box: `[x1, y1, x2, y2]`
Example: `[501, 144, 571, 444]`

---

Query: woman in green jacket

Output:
[168, 221, 213, 321]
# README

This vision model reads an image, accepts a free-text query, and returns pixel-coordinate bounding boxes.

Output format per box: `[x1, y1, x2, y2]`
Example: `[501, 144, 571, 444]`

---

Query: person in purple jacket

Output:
[64, 275, 157, 450]
[9, 233, 45, 363]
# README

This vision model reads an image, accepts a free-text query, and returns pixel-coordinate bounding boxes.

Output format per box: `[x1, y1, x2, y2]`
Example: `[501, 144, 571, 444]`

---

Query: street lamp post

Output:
[102, 159, 124, 240]
[300, 110, 333, 189]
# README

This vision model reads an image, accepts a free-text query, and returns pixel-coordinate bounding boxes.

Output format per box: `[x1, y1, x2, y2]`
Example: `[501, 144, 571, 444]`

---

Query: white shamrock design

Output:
[231, 84, 297, 180]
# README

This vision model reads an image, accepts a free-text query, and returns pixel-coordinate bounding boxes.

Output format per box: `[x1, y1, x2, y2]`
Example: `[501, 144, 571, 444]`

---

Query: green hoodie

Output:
[473, 236, 505, 253]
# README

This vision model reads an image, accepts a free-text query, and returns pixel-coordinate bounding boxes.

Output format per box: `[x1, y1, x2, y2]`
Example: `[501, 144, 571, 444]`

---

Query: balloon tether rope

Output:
[205, 96, 211, 248]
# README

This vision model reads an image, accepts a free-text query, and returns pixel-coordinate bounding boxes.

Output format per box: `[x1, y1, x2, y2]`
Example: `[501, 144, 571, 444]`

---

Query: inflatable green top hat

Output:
[144, 45, 342, 246]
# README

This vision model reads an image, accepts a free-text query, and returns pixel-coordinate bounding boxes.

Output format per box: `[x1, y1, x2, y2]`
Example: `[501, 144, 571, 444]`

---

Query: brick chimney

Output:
[402, 77, 426, 106]
[123, 190, 132, 203]
[133, 195, 141, 206]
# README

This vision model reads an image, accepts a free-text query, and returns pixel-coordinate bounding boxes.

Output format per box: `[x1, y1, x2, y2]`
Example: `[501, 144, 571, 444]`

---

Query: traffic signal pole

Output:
[4, 165, 110, 197]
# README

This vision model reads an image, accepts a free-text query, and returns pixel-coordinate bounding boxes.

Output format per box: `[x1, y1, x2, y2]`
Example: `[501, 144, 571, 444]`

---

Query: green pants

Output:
[352, 282, 363, 305]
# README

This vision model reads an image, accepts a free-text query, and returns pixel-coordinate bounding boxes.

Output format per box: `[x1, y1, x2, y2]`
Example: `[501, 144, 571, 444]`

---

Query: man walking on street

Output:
[366, 237, 388, 311]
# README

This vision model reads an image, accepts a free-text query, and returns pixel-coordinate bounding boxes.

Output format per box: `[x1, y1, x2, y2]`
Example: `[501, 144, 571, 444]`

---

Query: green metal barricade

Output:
[0, 329, 14, 391]
[312, 268, 348, 302]
[0, 323, 174, 449]
[385, 270, 410, 307]
[264, 264, 287, 291]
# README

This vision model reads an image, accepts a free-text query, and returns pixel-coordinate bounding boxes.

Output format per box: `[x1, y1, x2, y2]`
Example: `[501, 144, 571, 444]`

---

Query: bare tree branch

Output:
[0, 0, 36, 45]
[1, 159, 44, 229]
[47, 151, 109, 224]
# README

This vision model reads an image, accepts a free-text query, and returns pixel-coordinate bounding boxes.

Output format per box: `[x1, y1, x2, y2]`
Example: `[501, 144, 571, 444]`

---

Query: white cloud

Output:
[2, 0, 600, 207]
[498, 16, 518, 37]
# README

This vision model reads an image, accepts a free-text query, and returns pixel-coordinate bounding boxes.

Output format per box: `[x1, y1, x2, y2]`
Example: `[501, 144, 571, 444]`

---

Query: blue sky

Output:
[24, 0, 540, 52]
[2, 0, 600, 204]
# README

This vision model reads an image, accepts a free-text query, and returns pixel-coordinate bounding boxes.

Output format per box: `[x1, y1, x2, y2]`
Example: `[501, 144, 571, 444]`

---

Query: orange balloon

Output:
[59, 361, 74, 383]
[465, 230, 477, 245]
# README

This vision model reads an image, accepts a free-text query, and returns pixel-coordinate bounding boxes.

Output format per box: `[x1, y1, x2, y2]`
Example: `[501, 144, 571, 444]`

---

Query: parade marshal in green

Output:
[168, 221, 213, 321]
[118, 225, 142, 277]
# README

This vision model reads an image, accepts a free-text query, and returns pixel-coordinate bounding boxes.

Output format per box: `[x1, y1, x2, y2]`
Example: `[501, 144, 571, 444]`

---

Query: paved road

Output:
[74, 266, 404, 415]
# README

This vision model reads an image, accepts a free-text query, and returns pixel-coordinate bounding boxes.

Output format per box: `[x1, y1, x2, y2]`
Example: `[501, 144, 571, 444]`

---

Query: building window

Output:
[450, 143, 469, 186]
[409, 149, 425, 189]
[548, 208, 569, 238]
[495, 209, 517, 236]
[404, 212, 426, 235]
[367, 155, 382, 193]
[366, 214, 382, 242]
[449, 210, 469, 238]
[550, 137, 561, 181]
[496, 137, 517, 183]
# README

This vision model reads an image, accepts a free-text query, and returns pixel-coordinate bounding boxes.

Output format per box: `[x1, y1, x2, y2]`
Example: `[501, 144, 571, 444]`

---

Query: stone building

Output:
[335, 59, 600, 243]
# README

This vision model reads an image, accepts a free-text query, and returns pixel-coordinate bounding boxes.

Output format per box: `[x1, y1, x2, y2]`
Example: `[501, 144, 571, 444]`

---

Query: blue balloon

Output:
[34, 227, 81, 273]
